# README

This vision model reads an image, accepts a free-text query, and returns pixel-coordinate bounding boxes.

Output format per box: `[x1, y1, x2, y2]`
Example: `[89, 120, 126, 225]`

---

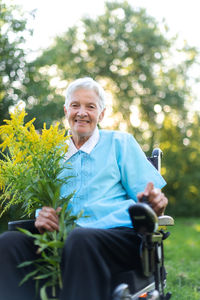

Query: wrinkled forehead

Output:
[67, 88, 101, 108]
[70, 87, 98, 99]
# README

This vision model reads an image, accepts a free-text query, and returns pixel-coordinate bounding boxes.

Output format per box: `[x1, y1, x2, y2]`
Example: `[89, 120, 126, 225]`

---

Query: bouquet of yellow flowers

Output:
[0, 108, 81, 300]
[0, 108, 70, 216]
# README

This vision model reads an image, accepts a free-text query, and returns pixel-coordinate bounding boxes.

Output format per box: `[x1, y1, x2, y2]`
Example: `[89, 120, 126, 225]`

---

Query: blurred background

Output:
[1, 0, 200, 228]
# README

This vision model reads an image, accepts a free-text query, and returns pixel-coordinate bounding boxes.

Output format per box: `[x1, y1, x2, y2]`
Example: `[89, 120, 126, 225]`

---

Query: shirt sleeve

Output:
[116, 133, 166, 202]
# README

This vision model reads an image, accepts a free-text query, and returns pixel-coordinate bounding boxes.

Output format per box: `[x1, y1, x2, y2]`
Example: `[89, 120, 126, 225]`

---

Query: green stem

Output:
[52, 231, 63, 293]
[58, 264, 63, 290]
[52, 285, 56, 297]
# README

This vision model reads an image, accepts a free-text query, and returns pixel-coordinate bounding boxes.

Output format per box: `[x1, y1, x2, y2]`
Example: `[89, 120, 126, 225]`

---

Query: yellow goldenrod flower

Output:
[0, 107, 70, 217]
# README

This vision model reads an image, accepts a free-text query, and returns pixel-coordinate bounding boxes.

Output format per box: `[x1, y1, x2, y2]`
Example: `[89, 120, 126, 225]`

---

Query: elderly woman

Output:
[0, 77, 168, 300]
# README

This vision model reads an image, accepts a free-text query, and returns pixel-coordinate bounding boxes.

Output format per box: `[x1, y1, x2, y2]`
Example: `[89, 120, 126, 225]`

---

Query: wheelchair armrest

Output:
[158, 215, 174, 226]
[128, 203, 158, 234]
[8, 219, 39, 234]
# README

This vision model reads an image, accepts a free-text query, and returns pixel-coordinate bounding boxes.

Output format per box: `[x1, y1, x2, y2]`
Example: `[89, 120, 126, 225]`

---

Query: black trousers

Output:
[0, 227, 142, 300]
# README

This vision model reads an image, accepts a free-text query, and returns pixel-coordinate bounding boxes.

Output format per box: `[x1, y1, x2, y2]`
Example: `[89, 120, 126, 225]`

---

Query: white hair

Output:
[64, 77, 106, 112]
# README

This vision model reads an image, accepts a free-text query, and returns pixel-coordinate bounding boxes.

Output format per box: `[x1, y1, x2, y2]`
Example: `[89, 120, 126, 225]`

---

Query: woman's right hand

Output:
[35, 206, 61, 234]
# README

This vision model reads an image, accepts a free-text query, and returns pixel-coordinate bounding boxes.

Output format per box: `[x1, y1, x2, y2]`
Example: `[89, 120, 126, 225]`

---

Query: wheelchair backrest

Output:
[147, 148, 162, 173]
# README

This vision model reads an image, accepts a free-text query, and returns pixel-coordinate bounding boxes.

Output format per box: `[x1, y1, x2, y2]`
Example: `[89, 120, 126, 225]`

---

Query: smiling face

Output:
[64, 88, 105, 146]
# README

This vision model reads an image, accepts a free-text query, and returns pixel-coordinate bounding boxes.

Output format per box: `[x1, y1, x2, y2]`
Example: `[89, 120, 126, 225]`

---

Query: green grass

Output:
[164, 218, 200, 299]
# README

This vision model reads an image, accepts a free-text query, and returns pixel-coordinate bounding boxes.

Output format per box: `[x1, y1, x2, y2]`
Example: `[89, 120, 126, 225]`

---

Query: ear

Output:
[64, 105, 67, 117]
[98, 108, 106, 122]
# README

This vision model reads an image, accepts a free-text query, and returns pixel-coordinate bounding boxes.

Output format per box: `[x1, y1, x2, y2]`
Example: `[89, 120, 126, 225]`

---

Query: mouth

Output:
[75, 119, 90, 124]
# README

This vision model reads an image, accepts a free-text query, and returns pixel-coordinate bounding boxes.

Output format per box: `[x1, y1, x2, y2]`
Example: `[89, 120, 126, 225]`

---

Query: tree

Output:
[30, 1, 200, 216]
[0, 0, 31, 123]
[1, 0, 200, 217]
[0, 0, 36, 231]
[0, 0, 64, 130]
[34, 1, 198, 141]
[0, 1, 66, 231]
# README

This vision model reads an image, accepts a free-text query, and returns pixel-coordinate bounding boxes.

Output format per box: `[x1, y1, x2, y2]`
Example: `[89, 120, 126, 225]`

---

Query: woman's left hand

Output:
[137, 182, 168, 216]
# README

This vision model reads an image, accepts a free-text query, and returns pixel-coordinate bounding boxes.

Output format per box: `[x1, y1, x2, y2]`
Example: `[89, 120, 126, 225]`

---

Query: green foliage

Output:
[0, 0, 34, 223]
[0, 0, 32, 123]
[160, 113, 200, 217]
[35, 0, 197, 136]
[23, 62, 65, 129]
[31, 1, 200, 216]
[0, 0, 64, 130]
[1, 0, 200, 217]
[18, 201, 83, 300]
[0, 109, 83, 299]
[0, 0, 66, 229]
[165, 218, 200, 299]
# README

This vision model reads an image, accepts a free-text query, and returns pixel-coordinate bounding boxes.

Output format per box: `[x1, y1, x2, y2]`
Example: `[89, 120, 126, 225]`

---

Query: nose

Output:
[77, 106, 87, 117]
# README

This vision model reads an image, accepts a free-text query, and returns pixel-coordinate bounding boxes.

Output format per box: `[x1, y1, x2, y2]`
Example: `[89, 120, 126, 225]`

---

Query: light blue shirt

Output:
[60, 130, 166, 229]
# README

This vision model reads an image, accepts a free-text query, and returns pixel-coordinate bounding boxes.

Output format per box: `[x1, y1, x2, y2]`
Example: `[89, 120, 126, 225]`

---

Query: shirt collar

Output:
[64, 127, 100, 160]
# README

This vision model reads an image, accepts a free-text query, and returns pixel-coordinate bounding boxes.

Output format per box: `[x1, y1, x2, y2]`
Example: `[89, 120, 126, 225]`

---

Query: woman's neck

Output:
[72, 135, 90, 149]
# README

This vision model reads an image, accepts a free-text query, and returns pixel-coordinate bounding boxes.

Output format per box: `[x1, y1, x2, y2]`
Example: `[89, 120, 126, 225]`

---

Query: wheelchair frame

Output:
[112, 148, 174, 300]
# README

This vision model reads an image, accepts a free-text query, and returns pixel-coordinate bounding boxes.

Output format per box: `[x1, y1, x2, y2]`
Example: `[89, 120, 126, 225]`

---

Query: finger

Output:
[157, 195, 168, 215]
[35, 207, 59, 233]
[35, 214, 59, 228]
[41, 206, 58, 215]
[35, 218, 59, 233]
[137, 191, 143, 201]
[148, 187, 161, 204]
[56, 207, 62, 213]
[38, 211, 58, 224]
[150, 194, 168, 216]
[143, 182, 154, 196]
[39, 207, 59, 223]
[137, 182, 154, 201]
[151, 188, 161, 197]
[37, 213, 59, 229]
[38, 219, 59, 231]
[148, 189, 162, 206]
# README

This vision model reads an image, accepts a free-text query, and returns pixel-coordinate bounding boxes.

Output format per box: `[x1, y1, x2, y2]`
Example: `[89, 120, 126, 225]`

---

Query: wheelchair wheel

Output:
[112, 283, 131, 300]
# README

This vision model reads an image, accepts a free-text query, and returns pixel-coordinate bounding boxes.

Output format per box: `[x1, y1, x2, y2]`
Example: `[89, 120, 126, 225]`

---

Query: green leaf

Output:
[17, 227, 36, 238]
[18, 260, 34, 268]
[46, 240, 64, 248]
[34, 272, 54, 280]
[40, 285, 49, 300]
[19, 269, 38, 286]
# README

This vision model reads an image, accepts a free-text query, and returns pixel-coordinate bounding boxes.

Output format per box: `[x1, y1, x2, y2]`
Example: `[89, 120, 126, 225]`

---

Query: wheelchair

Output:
[8, 148, 174, 300]
[111, 148, 174, 300]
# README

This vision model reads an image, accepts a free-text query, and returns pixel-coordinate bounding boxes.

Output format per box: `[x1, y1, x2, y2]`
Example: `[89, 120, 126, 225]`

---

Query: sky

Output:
[10, 0, 200, 52]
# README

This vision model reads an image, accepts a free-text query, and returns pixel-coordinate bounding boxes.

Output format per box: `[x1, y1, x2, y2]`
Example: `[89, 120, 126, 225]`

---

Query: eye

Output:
[88, 104, 96, 109]
[71, 103, 79, 108]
